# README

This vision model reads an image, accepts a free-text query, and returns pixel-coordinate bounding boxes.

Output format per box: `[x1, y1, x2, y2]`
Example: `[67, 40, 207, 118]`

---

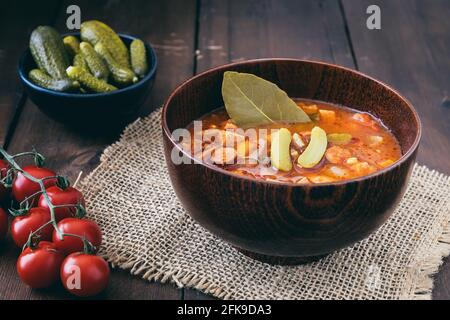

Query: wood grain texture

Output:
[196, 0, 354, 73]
[341, 0, 450, 174]
[0, 0, 197, 300]
[340, 0, 450, 300]
[0, 0, 60, 146]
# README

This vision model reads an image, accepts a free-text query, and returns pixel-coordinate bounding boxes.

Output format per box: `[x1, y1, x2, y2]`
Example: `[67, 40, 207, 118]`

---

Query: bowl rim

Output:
[162, 58, 422, 187]
[18, 32, 158, 98]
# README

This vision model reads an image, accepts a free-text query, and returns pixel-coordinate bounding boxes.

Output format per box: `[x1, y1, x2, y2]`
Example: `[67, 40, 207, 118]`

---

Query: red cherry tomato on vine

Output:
[0, 159, 9, 202]
[0, 208, 8, 241]
[17, 241, 65, 289]
[60, 252, 109, 297]
[0, 159, 8, 176]
[11, 207, 53, 248]
[52, 218, 102, 255]
[12, 165, 57, 204]
[38, 185, 85, 222]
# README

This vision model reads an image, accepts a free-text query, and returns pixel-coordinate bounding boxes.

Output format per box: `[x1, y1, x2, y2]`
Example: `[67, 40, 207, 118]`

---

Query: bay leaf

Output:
[221, 71, 311, 127]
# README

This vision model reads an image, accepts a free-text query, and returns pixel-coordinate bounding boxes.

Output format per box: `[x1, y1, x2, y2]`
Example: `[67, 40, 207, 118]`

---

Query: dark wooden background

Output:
[0, 0, 449, 300]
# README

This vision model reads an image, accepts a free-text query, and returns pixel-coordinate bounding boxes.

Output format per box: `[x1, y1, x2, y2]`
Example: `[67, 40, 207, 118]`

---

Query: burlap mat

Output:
[80, 108, 450, 300]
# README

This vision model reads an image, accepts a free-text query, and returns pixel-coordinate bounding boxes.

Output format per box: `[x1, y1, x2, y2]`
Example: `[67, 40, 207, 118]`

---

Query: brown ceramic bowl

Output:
[162, 59, 421, 265]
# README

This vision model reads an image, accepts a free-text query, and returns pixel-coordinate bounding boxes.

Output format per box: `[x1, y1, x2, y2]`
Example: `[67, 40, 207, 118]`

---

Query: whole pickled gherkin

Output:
[63, 35, 80, 57]
[94, 43, 138, 86]
[130, 39, 148, 78]
[29, 69, 78, 92]
[30, 26, 71, 79]
[80, 20, 130, 68]
[79, 42, 109, 80]
[66, 66, 117, 93]
[73, 53, 89, 71]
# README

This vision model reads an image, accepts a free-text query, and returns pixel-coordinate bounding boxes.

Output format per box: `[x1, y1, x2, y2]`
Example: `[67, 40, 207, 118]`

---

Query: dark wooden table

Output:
[0, 0, 449, 300]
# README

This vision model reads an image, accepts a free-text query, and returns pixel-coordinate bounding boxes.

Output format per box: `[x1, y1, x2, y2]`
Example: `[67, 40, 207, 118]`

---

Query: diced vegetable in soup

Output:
[182, 72, 402, 184]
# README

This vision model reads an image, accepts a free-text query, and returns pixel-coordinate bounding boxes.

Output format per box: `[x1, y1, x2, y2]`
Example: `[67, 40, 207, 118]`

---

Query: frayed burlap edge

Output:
[408, 168, 450, 300]
[80, 114, 450, 300]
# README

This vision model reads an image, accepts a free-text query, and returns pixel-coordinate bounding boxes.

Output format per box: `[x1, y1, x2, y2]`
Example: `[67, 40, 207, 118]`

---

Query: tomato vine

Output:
[0, 148, 92, 250]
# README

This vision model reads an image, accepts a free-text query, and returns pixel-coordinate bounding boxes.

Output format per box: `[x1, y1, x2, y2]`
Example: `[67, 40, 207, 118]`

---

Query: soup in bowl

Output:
[162, 59, 421, 264]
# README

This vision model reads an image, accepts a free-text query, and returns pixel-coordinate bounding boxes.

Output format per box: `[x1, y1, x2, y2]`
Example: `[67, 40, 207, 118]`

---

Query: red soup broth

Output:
[183, 100, 402, 184]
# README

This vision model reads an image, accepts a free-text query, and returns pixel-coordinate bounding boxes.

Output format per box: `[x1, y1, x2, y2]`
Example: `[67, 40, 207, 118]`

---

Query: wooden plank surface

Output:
[0, 1, 60, 146]
[340, 0, 450, 299]
[341, 0, 450, 173]
[0, 0, 197, 300]
[196, 0, 354, 73]
[0, 0, 449, 300]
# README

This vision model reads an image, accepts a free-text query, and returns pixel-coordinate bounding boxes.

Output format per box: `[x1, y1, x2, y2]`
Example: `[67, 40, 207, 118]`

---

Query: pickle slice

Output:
[297, 126, 327, 168]
[327, 133, 352, 145]
[270, 128, 292, 172]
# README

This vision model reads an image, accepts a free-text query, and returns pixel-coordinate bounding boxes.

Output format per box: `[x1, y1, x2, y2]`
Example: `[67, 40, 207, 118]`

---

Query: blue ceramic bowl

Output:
[18, 33, 157, 127]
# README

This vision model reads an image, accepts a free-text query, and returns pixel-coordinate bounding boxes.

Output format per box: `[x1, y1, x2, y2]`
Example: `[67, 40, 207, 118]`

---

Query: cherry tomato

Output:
[0, 159, 8, 176]
[0, 160, 9, 202]
[12, 165, 57, 204]
[11, 207, 53, 248]
[17, 241, 65, 288]
[0, 208, 8, 241]
[53, 218, 102, 255]
[38, 185, 85, 222]
[60, 253, 109, 297]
